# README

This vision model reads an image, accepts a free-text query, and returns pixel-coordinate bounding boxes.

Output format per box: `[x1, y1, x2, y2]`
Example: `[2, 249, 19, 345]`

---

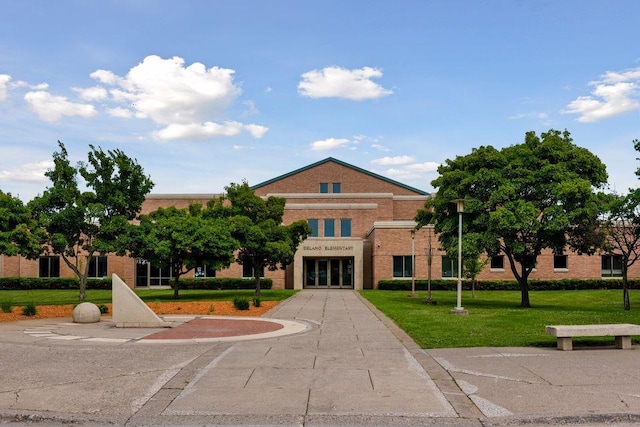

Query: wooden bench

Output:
[545, 324, 640, 350]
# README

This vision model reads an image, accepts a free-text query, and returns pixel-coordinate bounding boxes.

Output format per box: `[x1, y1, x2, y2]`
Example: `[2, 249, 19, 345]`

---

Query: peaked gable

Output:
[252, 158, 429, 196]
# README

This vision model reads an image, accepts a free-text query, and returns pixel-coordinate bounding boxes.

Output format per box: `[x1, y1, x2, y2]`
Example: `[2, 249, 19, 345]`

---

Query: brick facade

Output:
[1, 157, 637, 288]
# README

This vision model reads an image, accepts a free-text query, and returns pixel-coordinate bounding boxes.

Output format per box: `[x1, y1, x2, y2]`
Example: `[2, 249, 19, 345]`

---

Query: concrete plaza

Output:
[1, 290, 640, 426]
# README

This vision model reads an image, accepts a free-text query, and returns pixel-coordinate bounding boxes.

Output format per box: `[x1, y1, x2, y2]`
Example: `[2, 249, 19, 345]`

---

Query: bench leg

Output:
[615, 336, 632, 349]
[557, 337, 573, 351]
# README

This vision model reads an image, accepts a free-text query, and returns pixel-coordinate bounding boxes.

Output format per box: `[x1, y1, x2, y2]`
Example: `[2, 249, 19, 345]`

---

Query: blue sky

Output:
[1, 0, 639, 201]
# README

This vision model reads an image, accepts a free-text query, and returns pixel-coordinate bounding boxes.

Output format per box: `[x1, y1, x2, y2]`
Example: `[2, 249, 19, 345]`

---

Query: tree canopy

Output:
[0, 190, 40, 258]
[28, 142, 154, 301]
[209, 181, 311, 296]
[416, 129, 608, 307]
[127, 204, 239, 299]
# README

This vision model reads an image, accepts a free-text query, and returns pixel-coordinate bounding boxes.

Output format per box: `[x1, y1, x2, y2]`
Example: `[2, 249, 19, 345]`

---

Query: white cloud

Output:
[244, 124, 269, 138]
[384, 168, 421, 181]
[24, 91, 97, 122]
[563, 66, 640, 122]
[406, 161, 440, 173]
[298, 66, 393, 100]
[310, 137, 352, 151]
[0, 74, 11, 102]
[86, 55, 267, 141]
[372, 155, 415, 166]
[74, 86, 108, 102]
[0, 160, 54, 183]
[371, 144, 390, 152]
[153, 121, 244, 141]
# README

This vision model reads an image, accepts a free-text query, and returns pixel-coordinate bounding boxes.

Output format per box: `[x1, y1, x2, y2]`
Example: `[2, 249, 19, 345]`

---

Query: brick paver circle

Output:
[143, 317, 284, 340]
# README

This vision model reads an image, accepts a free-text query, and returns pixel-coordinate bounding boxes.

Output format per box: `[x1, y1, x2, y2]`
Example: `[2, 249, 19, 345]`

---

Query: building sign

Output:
[302, 245, 354, 251]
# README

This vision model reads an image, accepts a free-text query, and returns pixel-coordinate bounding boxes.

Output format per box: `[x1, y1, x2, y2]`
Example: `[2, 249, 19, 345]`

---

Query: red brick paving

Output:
[143, 318, 284, 340]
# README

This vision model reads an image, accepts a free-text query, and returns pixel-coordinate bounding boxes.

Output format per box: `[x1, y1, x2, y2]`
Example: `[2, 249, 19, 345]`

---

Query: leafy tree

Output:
[209, 181, 311, 296]
[0, 190, 40, 258]
[127, 204, 239, 299]
[600, 191, 640, 310]
[28, 142, 153, 301]
[417, 129, 607, 307]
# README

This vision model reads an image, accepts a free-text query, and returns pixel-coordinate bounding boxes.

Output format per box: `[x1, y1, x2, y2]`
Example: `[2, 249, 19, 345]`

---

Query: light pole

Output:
[409, 228, 417, 297]
[424, 224, 436, 304]
[451, 199, 469, 315]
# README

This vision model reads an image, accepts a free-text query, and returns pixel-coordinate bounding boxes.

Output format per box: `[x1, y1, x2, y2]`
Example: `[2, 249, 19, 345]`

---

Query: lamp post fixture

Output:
[451, 199, 469, 315]
[409, 228, 417, 297]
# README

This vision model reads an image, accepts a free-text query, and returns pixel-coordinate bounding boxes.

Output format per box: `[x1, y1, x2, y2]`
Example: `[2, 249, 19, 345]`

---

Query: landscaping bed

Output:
[0, 300, 279, 322]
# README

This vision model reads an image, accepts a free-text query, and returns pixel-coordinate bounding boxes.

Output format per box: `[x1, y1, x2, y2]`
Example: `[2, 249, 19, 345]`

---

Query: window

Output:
[242, 256, 263, 278]
[88, 256, 108, 278]
[39, 256, 60, 278]
[149, 262, 172, 286]
[332, 182, 341, 193]
[324, 219, 335, 237]
[319, 183, 329, 193]
[393, 255, 413, 278]
[442, 256, 457, 278]
[554, 255, 568, 270]
[308, 219, 319, 237]
[490, 255, 504, 270]
[194, 263, 216, 278]
[602, 254, 623, 277]
[340, 218, 351, 237]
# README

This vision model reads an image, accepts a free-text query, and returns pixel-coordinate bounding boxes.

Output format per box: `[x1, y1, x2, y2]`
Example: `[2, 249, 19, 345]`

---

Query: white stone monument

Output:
[112, 274, 172, 328]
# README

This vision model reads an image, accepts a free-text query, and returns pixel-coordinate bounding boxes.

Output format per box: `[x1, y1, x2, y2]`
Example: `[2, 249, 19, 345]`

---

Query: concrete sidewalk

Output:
[0, 290, 639, 426]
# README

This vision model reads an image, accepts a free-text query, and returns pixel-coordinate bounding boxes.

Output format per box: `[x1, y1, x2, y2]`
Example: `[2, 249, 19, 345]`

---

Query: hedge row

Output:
[0, 277, 272, 291]
[377, 278, 640, 291]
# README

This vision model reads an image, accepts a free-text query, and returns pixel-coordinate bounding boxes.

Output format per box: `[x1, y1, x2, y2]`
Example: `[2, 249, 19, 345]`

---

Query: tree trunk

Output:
[623, 268, 631, 311]
[79, 276, 87, 302]
[254, 273, 261, 297]
[172, 263, 181, 300]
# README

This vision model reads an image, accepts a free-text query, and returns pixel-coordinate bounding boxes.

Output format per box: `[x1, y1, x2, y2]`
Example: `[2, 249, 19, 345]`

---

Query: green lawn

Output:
[0, 289, 297, 306]
[360, 289, 640, 348]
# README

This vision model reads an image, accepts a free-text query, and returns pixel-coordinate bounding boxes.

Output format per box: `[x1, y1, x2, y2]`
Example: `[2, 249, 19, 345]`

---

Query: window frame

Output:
[39, 256, 60, 278]
[392, 255, 413, 278]
[307, 219, 319, 237]
[340, 218, 351, 237]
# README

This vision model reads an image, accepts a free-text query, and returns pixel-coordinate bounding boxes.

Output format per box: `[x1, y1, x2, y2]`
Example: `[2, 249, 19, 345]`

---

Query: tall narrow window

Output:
[393, 256, 412, 278]
[324, 219, 335, 237]
[308, 219, 319, 237]
[39, 256, 60, 278]
[319, 183, 329, 193]
[602, 254, 623, 277]
[340, 218, 351, 237]
[332, 182, 341, 193]
[88, 256, 108, 278]
[442, 256, 457, 278]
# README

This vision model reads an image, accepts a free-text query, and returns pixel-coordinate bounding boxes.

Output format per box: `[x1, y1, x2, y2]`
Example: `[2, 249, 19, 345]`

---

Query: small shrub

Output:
[208, 304, 215, 313]
[22, 303, 37, 317]
[252, 297, 261, 308]
[97, 304, 109, 314]
[233, 296, 250, 310]
[0, 300, 13, 313]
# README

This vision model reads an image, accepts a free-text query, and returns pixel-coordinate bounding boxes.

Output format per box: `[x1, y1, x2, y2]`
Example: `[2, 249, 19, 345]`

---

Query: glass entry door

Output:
[304, 257, 353, 289]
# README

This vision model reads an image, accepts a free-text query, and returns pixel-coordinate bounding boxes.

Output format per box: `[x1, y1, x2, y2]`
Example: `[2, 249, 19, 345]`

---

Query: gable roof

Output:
[251, 157, 430, 195]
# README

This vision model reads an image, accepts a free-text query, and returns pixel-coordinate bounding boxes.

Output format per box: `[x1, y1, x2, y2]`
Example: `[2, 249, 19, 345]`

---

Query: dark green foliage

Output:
[0, 300, 12, 313]
[233, 296, 250, 310]
[417, 129, 608, 308]
[378, 279, 640, 291]
[22, 302, 37, 316]
[209, 181, 311, 297]
[127, 204, 239, 299]
[0, 190, 41, 259]
[27, 142, 154, 302]
[97, 304, 109, 314]
[0, 277, 270, 291]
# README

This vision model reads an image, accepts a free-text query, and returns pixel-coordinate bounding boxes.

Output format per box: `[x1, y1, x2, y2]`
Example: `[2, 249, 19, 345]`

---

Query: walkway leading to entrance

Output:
[150, 290, 459, 424]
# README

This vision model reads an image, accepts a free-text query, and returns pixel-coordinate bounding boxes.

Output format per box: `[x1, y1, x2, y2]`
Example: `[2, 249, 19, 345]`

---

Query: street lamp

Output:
[409, 228, 417, 297]
[424, 224, 436, 305]
[451, 199, 469, 315]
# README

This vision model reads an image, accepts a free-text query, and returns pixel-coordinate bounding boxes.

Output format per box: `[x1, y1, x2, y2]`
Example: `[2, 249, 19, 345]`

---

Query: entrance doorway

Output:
[304, 257, 353, 289]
